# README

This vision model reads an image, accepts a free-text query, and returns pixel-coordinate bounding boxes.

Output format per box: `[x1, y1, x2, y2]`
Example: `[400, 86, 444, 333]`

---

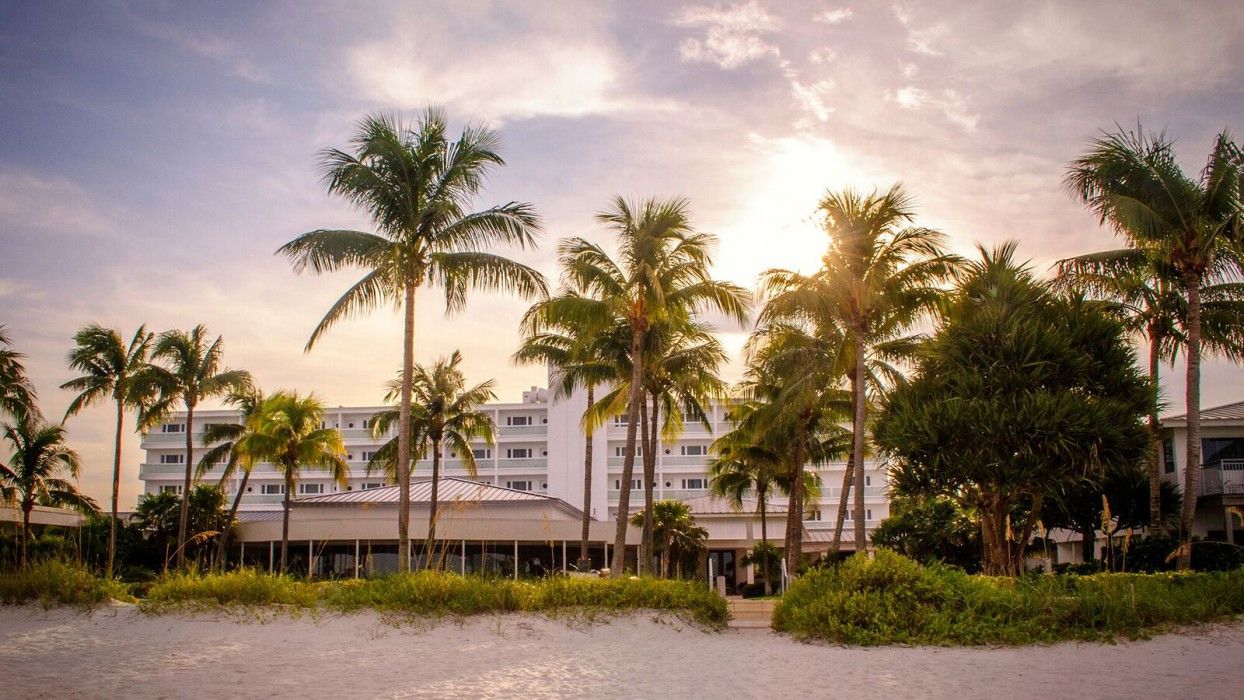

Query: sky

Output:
[2, 0, 1243, 507]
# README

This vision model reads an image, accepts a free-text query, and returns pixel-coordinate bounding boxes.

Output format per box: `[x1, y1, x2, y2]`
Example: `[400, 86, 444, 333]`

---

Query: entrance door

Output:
[708, 550, 737, 594]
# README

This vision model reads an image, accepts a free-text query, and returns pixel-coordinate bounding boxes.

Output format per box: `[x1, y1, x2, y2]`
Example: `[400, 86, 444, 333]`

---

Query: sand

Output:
[1, 606, 1242, 699]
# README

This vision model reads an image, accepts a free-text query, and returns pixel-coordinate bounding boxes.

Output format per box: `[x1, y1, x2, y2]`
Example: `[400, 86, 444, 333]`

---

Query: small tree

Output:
[875, 244, 1153, 575]
[870, 496, 981, 573]
[630, 500, 707, 579]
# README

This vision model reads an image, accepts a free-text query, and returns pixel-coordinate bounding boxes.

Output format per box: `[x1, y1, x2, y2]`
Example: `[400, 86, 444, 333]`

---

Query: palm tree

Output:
[0, 324, 39, 422]
[195, 387, 268, 569]
[141, 326, 252, 568]
[1055, 250, 1244, 532]
[60, 324, 154, 578]
[367, 351, 496, 568]
[629, 500, 708, 579]
[558, 197, 749, 575]
[1, 418, 97, 567]
[1066, 126, 1244, 567]
[515, 291, 617, 571]
[709, 418, 788, 594]
[278, 111, 546, 572]
[241, 392, 347, 573]
[759, 185, 958, 553]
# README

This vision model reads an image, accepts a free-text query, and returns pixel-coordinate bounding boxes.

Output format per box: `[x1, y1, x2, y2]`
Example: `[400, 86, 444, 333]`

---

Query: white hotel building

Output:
[138, 381, 889, 586]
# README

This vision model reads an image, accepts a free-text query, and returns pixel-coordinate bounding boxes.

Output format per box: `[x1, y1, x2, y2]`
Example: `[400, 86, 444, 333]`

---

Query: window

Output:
[680, 445, 706, 456]
[158, 484, 182, 494]
[260, 484, 285, 495]
[160, 423, 185, 434]
[867, 509, 873, 521]
[613, 479, 642, 490]
[299, 483, 324, 495]
[362, 451, 379, 462]
[1203, 437, 1244, 467]
[613, 415, 629, 426]
[681, 478, 707, 490]
[1163, 439, 1175, 474]
[360, 482, 383, 490]
[865, 475, 871, 486]
[472, 448, 492, 459]
[159, 454, 185, 464]
[806, 509, 822, 522]
[506, 415, 532, 426]
[362, 419, 371, 429]
[613, 445, 643, 457]
[506, 480, 533, 491]
[507, 448, 533, 459]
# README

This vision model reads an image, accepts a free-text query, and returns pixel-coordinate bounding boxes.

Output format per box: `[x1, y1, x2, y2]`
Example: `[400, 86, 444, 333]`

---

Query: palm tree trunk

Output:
[611, 325, 645, 576]
[280, 474, 292, 574]
[175, 399, 196, 569]
[851, 333, 867, 552]
[784, 411, 808, 576]
[759, 487, 771, 596]
[107, 397, 124, 579]
[1146, 326, 1163, 534]
[577, 384, 595, 571]
[397, 282, 416, 573]
[425, 437, 442, 570]
[1081, 528, 1095, 564]
[20, 498, 32, 568]
[216, 468, 251, 570]
[1179, 275, 1202, 570]
[832, 374, 859, 553]
[640, 393, 656, 575]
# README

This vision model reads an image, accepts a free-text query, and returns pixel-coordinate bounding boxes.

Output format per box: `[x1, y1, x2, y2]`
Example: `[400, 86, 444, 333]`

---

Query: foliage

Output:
[1108, 534, 1244, 573]
[1042, 464, 1181, 563]
[630, 500, 708, 579]
[0, 560, 132, 608]
[0, 324, 40, 422]
[773, 550, 1244, 645]
[130, 485, 230, 571]
[875, 244, 1153, 575]
[141, 569, 728, 627]
[870, 496, 981, 573]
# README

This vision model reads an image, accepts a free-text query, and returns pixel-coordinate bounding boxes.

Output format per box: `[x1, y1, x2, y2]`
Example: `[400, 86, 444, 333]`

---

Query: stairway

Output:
[726, 597, 775, 630]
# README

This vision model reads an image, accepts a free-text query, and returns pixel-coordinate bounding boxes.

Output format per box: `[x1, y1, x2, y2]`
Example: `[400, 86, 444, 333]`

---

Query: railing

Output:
[661, 455, 709, 467]
[660, 488, 710, 500]
[141, 432, 191, 444]
[1201, 461, 1244, 496]
[499, 424, 547, 437]
[497, 458, 547, 470]
[138, 463, 192, 476]
[238, 493, 288, 505]
[339, 428, 377, 440]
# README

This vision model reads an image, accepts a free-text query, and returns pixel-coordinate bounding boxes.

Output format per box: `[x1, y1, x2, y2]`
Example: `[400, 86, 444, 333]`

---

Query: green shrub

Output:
[773, 550, 1244, 645]
[141, 569, 728, 627]
[0, 560, 134, 608]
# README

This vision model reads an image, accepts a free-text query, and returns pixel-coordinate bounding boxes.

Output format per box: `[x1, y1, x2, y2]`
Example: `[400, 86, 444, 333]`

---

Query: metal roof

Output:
[236, 511, 285, 522]
[293, 477, 579, 514]
[679, 494, 789, 515]
[1163, 400, 1244, 423]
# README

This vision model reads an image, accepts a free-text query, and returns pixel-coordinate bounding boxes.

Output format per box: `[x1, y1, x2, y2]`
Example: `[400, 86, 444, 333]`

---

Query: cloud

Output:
[808, 47, 837, 64]
[126, 14, 270, 83]
[0, 170, 123, 239]
[790, 79, 835, 121]
[673, 0, 780, 69]
[890, 86, 979, 132]
[813, 8, 853, 25]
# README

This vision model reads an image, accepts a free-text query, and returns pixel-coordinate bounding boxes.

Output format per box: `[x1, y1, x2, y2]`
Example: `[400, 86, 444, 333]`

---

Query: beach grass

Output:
[0, 560, 135, 608]
[774, 550, 1244, 645]
[142, 569, 729, 627]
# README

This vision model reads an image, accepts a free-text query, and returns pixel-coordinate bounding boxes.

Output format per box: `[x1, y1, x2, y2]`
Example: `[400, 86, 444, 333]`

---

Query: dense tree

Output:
[1066, 126, 1244, 567]
[1042, 463, 1182, 564]
[870, 495, 981, 573]
[61, 324, 154, 578]
[629, 500, 708, 579]
[0, 324, 39, 422]
[875, 244, 1153, 575]
[279, 111, 545, 572]
[130, 485, 229, 571]
[1, 418, 97, 567]
[141, 326, 251, 568]
[368, 352, 495, 568]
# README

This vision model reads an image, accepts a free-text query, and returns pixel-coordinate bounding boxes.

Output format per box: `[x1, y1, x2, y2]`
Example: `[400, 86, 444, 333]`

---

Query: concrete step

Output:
[725, 597, 776, 630]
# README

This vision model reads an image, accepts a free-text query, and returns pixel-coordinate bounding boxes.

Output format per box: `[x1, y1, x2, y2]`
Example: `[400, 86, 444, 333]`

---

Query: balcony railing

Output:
[497, 458, 547, 471]
[499, 424, 547, 437]
[1201, 460, 1244, 496]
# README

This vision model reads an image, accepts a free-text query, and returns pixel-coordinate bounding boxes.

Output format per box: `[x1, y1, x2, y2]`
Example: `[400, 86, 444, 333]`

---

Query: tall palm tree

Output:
[515, 291, 617, 571]
[1, 418, 97, 567]
[278, 111, 546, 572]
[1055, 250, 1244, 532]
[61, 324, 154, 578]
[367, 351, 496, 568]
[238, 392, 347, 573]
[709, 416, 789, 594]
[0, 324, 40, 422]
[1066, 126, 1244, 567]
[141, 326, 252, 568]
[558, 197, 750, 575]
[760, 185, 958, 553]
[195, 387, 268, 569]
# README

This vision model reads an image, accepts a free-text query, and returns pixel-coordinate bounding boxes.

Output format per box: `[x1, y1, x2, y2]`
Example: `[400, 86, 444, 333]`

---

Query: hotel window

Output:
[159, 484, 182, 495]
[681, 478, 707, 490]
[360, 482, 383, 490]
[614, 479, 642, 490]
[506, 480, 533, 491]
[867, 509, 873, 521]
[260, 484, 286, 495]
[613, 414, 629, 426]
[507, 448, 533, 459]
[472, 448, 492, 459]
[362, 419, 371, 429]
[159, 454, 185, 464]
[361, 451, 378, 461]
[806, 510, 822, 522]
[1163, 439, 1175, 474]
[506, 415, 532, 426]
[160, 423, 185, 434]
[680, 445, 706, 456]
[613, 445, 643, 457]
[865, 475, 872, 486]
[299, 483, 324, 495]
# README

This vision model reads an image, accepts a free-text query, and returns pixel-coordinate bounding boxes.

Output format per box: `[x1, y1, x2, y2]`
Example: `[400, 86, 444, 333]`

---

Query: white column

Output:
[239, 541, 244, 566]
[562, 540, 567, 572]
[513, 540, 519, 580]
[268, 541, 273, 573]
[461, 540, 466, 575]
[354, 539, 360, 578]
[308, 540, 313, 578]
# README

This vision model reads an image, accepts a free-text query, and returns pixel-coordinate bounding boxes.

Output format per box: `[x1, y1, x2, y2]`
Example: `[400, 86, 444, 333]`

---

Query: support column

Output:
[354, 539, 360, 579]
[268, 541, 274, 573]
[461, 540, 466, 575]
[308, 540, 314, 579]
[240, 541, 245, 567]
[1226, 506, 1236, 545]
[513, 540, 519, 580]
[562, 540, 567, 573]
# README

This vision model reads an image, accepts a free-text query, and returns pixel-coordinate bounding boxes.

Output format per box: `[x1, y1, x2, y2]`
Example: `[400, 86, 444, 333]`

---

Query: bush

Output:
[1108, 535, 1244, 573]
[0, 560, 133, 608]
[141, 569, 729, 627]
[773, 550, 1244, 645]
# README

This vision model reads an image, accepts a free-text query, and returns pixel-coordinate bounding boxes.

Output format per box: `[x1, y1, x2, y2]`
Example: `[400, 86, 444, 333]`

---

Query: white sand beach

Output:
[1, 607, 1242, 699]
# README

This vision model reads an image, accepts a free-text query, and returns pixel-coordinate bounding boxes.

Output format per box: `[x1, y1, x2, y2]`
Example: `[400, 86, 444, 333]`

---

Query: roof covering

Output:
[679, 494, 789, 515]
[294, 477, 570, 508]
[1163, 400, 1244, 423]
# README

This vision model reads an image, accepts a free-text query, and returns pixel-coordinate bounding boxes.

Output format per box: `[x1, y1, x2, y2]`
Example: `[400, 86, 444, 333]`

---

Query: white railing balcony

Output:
[498, 424, 547, 437]
[1201, 461, 1244, 496]
[497, 458, 547, 471]
[142, 432, 191, 444]
[660, 488, 711, 501]
[138, 463, 191, 477]
[238, 493, 288, 505]
[661, 455, 708, 467]
[339, 428, 377, 440]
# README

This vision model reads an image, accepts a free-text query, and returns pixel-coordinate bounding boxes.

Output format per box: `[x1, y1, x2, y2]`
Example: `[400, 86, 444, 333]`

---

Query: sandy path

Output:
[1, 606, 1242, 699]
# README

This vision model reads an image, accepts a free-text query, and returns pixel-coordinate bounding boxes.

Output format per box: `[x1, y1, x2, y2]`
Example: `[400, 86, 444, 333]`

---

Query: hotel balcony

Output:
[1200, 460, 1244, 496]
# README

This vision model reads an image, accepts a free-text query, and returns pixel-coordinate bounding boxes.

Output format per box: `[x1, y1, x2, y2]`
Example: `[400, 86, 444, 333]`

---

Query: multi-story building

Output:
[138, 381, 890, 585]
[1158, 400, 1244, 543]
